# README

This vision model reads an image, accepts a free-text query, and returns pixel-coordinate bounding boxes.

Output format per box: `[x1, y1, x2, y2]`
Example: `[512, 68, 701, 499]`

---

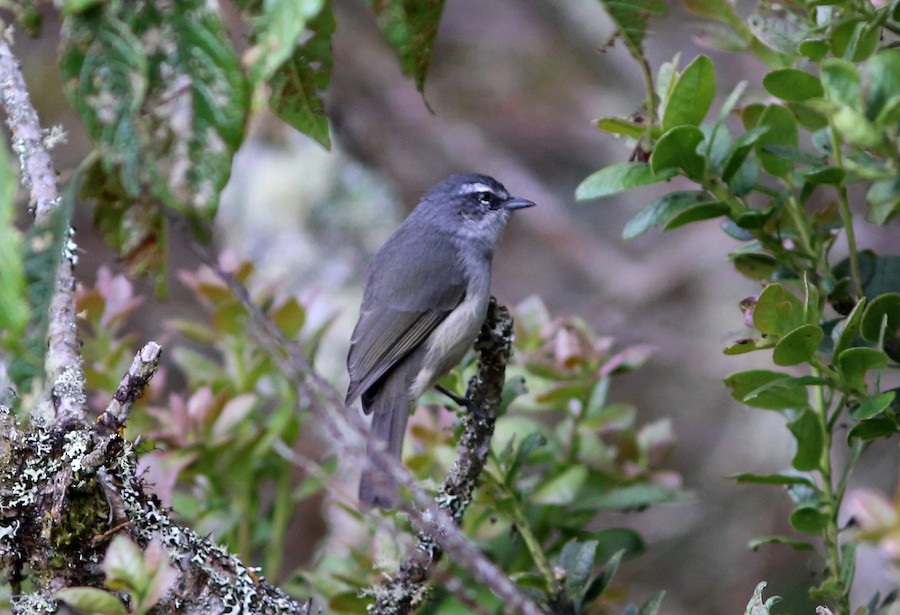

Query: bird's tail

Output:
[359, 370, 411, 509]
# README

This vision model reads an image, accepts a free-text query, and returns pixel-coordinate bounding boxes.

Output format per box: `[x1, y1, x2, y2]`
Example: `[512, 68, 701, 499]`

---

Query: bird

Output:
[345, 173, 535, 508]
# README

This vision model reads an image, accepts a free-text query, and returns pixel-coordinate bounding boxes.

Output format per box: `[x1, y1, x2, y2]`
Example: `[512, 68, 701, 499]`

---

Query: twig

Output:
[0, 36, 85, 428]
[195, 250, 545, 615]
[98, 342, 162, 428]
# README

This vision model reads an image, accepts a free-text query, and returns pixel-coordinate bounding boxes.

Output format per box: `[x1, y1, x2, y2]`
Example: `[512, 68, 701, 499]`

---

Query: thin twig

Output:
[98, 342, 162, 428]
[0, 36, 85, 427]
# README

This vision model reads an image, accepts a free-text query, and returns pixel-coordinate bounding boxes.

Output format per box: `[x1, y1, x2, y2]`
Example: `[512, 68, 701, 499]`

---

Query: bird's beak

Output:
[504, 197, 536, 211]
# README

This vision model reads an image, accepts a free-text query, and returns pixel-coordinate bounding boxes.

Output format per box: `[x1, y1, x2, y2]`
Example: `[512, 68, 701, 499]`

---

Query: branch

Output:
[0, 344, 310, 614]
[200, 254, 545, 615]
[369, 299, 514, 614]
[0, 35, 85, 428]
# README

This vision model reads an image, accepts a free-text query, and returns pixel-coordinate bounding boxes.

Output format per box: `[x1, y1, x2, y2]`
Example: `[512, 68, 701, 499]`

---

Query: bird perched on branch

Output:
[346, 173, 535, 508]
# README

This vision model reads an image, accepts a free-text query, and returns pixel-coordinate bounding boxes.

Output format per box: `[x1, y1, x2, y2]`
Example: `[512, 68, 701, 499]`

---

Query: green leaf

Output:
[798, 39, 829, 61]
[574, 484, 681, 512]
[597, 0, 665, 67]
[748, 536, 814, 552]
[721, 125, 768, 182]
[730, 253, 777, 280]
[866, 176, 900, 225]
[821, 59, 861, 109]
[832, 106, 884, 149]
[860, 292, 900, 342]
[0, 137, 28, 344]
[56, 588, 128, 615]
[531, 465, 588, 505]
[723, 370, 809, 410]
[650, 125, 706, 179]
[245, 0, 325, 84]
[104, 534, 145, 592]
[662, 201, 729, 230]
[851, 391, 896, 420]
[582, 550, 623, 604]
[803, 166, 845, 185]
[369, 0, 445, 94]
[837, 347, 887, 393]
[268, 3, 335, 148]
[732, 473, 813, 486]
[593, 527, 645, 562]
[753, 284, 804, 336]
[787, 408, 823, 472]
[597, 117, 647, 139]
[622, 190, 716, 239]
[762, 69, 823, 102]
[848, 416, 898, 442]
[662, 55, 715, 131]
[772, 324, 823, 366]
[832, 297, 867, 359]
[864, 50, 900, 121]
[754, 104, 798, 178]
[60, 1, 249, 219]
[576, 162, 676, 201]
[637, 591, 666, 615]
[559, 539, 598, 603]
[789, 505, 829, 534]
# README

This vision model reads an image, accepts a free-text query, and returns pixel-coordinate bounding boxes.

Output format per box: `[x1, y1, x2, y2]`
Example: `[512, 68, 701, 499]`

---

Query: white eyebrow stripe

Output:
[460, 182, 509, 199]
[460, 182, 496, 194]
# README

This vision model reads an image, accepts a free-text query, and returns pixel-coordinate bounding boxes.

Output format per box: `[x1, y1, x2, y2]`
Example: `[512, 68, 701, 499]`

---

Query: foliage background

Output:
[5, 0, 898, 613]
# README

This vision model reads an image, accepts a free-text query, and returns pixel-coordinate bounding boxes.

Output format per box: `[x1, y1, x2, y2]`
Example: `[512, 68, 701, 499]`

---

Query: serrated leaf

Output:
[576, 162, 676, 201]
[370, 0, 445, 94]
[56, 588, 128, 615]
[662, 55, 715, 131]
[268, 3, 335, 148]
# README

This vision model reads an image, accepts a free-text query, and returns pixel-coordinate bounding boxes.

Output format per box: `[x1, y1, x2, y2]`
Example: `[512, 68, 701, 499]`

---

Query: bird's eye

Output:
[477, 192, 492, 205]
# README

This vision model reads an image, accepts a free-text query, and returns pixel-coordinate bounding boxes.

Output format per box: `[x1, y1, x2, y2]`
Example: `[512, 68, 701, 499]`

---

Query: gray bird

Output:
[345, 173, 535, 508]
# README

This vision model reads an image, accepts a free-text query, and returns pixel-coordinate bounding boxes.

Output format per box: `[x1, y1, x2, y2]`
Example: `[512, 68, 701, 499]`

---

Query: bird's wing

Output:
[346, 231, 466, 407]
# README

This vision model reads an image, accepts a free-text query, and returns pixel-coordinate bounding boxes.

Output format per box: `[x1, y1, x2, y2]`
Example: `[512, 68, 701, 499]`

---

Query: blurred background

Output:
[11, 0, 898, 612]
